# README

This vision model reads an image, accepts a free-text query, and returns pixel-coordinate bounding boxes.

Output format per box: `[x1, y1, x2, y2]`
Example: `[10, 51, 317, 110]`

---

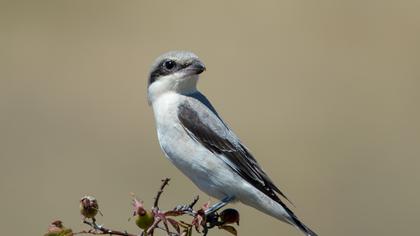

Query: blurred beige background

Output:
[1, 1, 420, 235]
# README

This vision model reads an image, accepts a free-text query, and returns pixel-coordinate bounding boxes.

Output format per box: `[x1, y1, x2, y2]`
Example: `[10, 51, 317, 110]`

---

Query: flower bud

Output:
[80, 195, 99, 219]
[135, 210, 154, 230]
[132, 197, 154, 230]
[45, 220, 73, 236]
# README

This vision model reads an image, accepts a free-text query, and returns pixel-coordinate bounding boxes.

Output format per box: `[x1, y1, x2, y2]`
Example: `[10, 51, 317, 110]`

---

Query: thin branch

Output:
[188, 196, 199, 209]
[154, 178, 171, 208]
[47, 178, 240, 236]
[82, 220, 136, 236]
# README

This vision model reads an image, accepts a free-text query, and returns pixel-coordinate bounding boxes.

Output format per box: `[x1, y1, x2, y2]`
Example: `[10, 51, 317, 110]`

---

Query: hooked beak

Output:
[187, 60, 206, 75]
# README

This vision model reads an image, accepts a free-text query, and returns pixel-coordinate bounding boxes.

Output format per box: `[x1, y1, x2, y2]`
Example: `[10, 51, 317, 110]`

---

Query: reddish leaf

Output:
[167, 218, 180, 233]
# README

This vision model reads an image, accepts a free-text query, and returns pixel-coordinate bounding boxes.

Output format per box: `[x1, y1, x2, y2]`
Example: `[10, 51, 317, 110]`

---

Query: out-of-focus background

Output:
[1, 1, 419, 235]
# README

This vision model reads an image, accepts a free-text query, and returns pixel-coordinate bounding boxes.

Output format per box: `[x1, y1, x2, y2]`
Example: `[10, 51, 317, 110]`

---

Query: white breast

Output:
[151, 92, 237, 199]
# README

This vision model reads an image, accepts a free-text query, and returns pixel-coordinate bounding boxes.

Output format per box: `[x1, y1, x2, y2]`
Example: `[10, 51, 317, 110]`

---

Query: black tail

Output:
[279, 200, 318, 236]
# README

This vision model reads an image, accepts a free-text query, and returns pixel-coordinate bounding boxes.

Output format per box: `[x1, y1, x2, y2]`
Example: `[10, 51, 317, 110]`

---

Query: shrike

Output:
[147, 51, 317, 236]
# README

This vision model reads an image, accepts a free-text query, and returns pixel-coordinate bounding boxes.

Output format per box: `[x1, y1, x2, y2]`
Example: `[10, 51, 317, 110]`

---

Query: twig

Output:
[154, 178, 171, 208]
[188, 196, 199, 209]
[82, 220, 136, 236]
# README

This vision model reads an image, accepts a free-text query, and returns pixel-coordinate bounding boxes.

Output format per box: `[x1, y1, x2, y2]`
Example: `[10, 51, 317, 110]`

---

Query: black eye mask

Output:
[148, 60, 189, 86]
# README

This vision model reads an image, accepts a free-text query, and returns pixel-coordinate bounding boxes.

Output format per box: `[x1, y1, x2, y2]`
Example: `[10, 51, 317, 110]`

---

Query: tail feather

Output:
[281, 202, 318, 236]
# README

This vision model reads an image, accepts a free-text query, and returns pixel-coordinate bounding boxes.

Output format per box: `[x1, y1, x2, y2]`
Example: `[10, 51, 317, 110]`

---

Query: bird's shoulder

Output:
[177, 92, 235, 141]
[177, 92, 294, 206]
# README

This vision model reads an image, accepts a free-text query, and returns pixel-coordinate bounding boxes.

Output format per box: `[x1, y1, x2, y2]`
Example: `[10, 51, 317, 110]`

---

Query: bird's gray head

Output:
[147, 51, 206, 105]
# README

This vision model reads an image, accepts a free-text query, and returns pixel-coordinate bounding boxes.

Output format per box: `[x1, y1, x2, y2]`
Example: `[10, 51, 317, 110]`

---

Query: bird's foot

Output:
[204, 211, 220, 229]
[204, 196, 235, 216]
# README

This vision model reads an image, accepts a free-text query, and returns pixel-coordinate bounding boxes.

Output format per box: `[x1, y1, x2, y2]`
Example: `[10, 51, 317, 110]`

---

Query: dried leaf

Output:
[219, 225, 237, 236]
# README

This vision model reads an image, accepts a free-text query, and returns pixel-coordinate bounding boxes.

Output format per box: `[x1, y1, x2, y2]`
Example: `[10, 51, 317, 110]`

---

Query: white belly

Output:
[152, 93, 236, 199]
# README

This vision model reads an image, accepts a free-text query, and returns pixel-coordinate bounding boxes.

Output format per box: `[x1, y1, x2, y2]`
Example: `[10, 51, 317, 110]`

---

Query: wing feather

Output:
[177, 99, 292, 204]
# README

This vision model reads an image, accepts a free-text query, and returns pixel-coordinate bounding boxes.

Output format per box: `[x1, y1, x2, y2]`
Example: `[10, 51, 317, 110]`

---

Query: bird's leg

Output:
[201, 196, 235, 235]
[204, 196, 235, 216]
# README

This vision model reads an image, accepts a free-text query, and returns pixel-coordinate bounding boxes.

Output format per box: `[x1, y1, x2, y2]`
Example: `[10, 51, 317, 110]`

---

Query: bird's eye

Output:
[163, 60, 176, 70]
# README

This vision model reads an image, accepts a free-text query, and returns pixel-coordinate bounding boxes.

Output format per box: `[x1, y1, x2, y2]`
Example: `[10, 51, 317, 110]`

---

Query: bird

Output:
[147, 51, 317, 236]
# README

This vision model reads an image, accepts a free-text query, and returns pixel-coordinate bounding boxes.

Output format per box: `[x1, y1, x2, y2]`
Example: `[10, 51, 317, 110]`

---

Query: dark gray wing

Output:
[177, 98, 291, 203]
[178, 97, 317, 236]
